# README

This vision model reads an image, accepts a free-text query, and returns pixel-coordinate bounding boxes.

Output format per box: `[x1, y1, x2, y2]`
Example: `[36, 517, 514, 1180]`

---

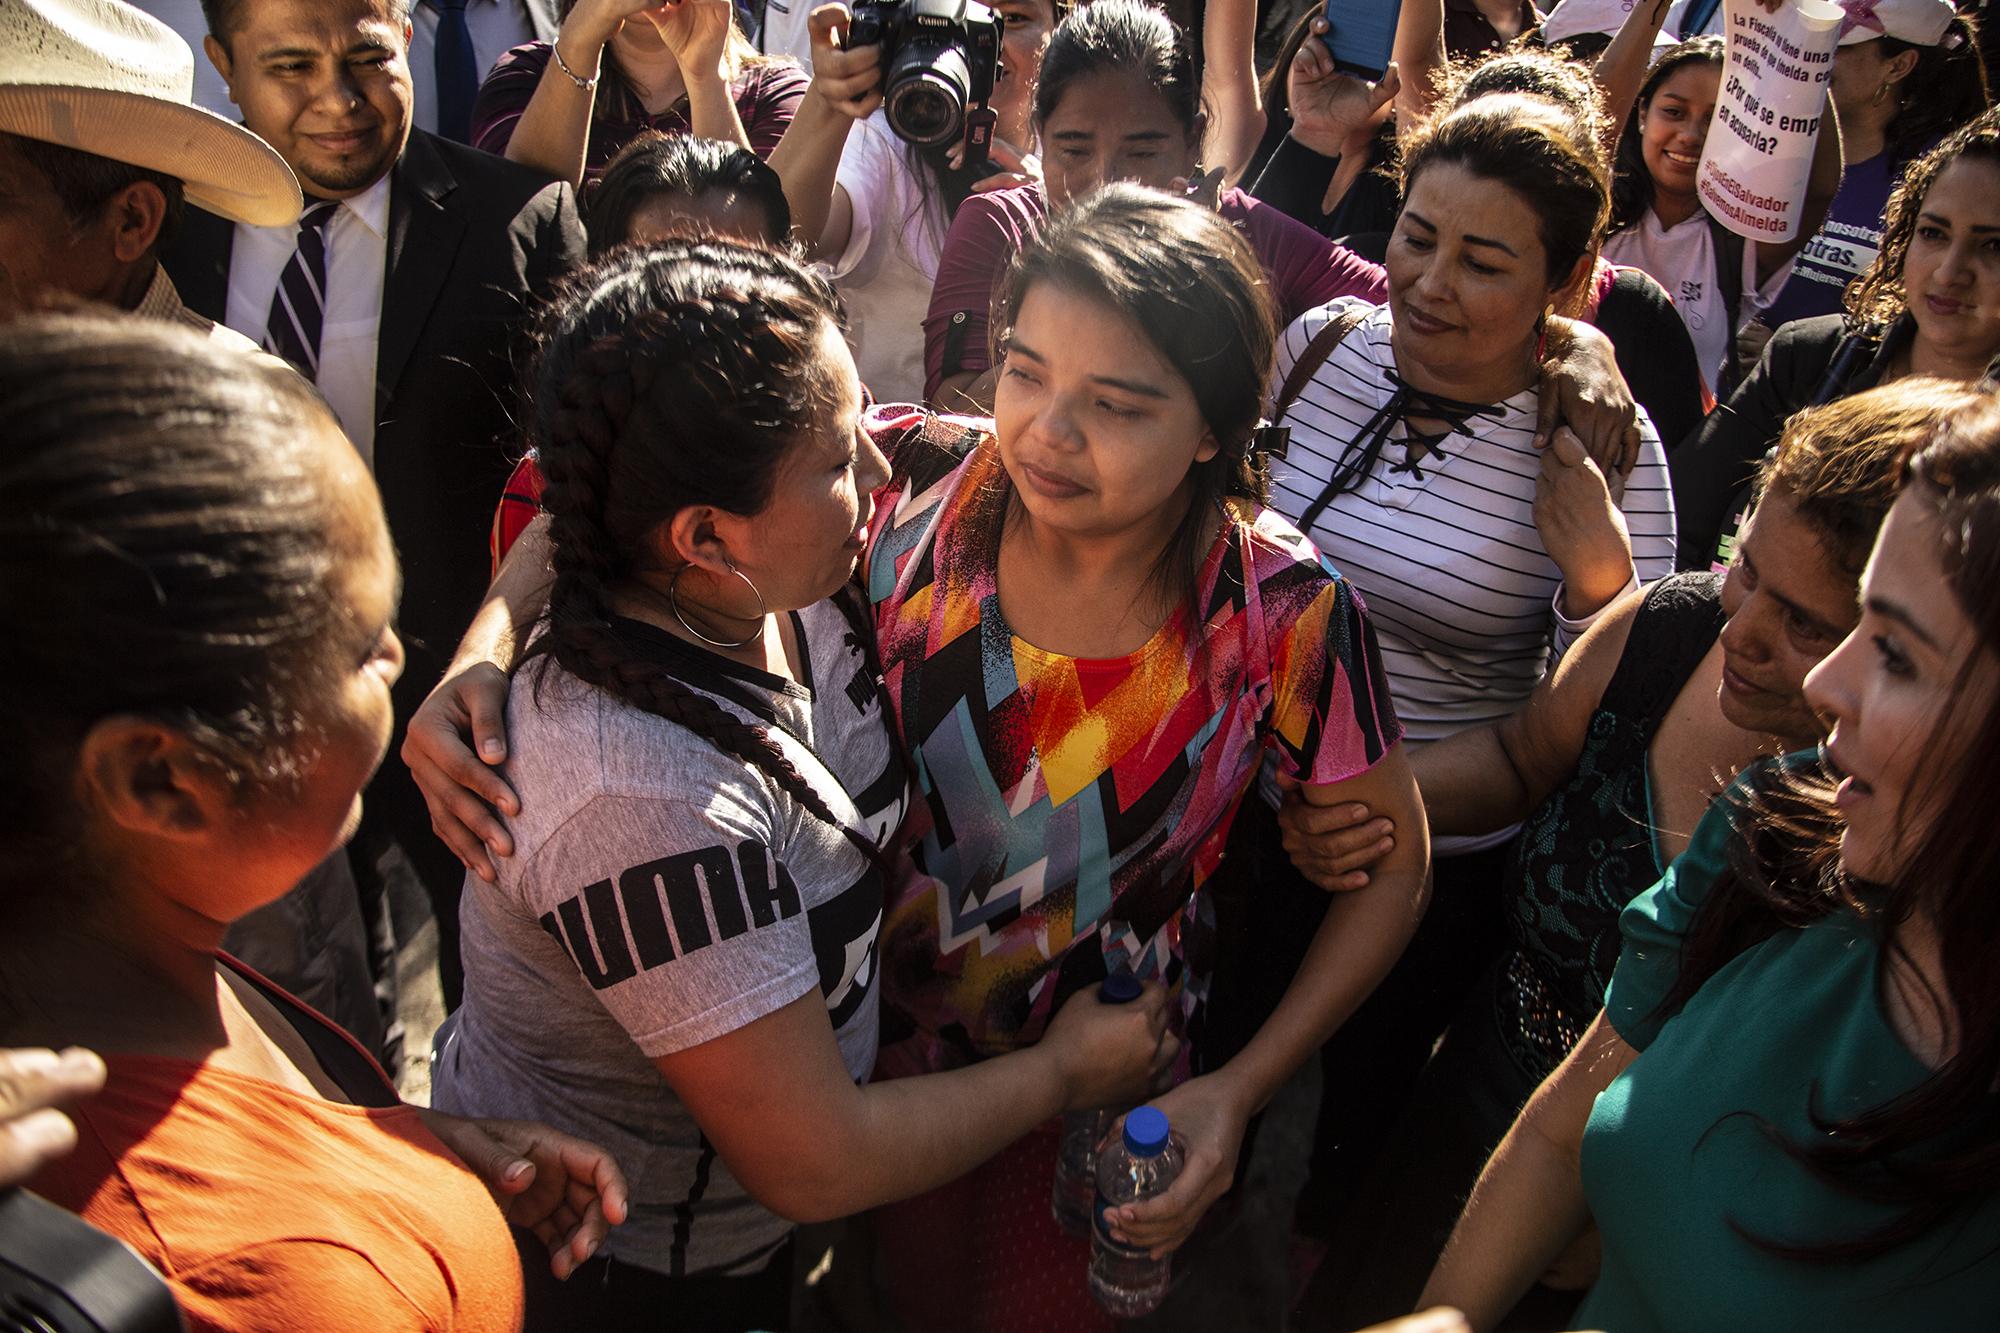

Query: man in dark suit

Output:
[167, 0, 585, 1009]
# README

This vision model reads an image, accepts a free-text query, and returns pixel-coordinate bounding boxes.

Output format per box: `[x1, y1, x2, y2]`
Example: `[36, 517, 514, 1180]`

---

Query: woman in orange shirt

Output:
[1, 316, 627, 1333]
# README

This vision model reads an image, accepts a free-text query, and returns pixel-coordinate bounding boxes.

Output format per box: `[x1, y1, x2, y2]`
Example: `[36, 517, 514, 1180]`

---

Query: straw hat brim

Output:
[0, 83, 300, 227]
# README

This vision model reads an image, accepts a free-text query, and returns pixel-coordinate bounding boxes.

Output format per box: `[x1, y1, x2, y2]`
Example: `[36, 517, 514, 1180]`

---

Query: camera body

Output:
[847, 0, 1002, 155]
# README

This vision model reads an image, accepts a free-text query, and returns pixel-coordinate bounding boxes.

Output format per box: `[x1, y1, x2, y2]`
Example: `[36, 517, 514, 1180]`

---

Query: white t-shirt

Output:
[1601, 208, 1792, 395]
[759, 0, 815, 73]
[434, 596, 907, 1275]
[1269, 299, 1678, 853]
[830, 114, 949, 405]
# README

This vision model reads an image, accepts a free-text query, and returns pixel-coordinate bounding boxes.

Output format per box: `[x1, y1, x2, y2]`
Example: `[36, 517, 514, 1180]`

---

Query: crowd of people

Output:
[1, 0, 1996, 1329]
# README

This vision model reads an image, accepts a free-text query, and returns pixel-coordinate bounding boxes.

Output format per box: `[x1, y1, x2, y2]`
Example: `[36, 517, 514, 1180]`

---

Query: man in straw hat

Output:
[168, 0, 585, 1014]
[0, 0, 300, 335]
[0, 2, 432, 1066]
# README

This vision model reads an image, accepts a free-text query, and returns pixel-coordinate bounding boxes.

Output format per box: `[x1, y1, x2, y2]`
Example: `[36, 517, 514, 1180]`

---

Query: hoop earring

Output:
[669, 562, 768, 650]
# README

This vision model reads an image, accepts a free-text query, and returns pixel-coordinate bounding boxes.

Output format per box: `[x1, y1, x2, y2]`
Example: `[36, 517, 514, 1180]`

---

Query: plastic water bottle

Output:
[1089, 1104, 1183, 1316]
[1051, 972, 1145, 1236]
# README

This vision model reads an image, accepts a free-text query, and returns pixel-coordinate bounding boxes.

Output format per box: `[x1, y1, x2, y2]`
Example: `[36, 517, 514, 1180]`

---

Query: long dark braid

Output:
[525, 242, 891, 875]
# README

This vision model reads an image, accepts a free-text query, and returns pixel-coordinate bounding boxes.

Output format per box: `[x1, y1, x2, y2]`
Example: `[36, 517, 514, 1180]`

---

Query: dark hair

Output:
[1441, 47, 1609, 148]
[994, 182, 1274, 611]
[1879, 15, 1991, 169]
[201, 0, 410, 45]
[1033, 0, 1199, 142]
[1670, 387, 2000, 1264]
[584, 132, 790, 255]
[1753, 380, 1974, 579]
[3, 133, 187, 257]
[0, 316, 355, 895]
[1609, 37, 1723, 232]
[1399, 95, 1609, 294]
[1847, 108, 2000, 333]
[525, 241, 887, 869]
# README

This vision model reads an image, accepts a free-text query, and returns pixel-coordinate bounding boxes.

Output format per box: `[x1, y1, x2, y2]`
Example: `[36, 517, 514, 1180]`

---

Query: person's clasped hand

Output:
[416, 1111, 631, 1279]
[1041, 980, 1180, 1111]
[1273, 773, 1397, 891]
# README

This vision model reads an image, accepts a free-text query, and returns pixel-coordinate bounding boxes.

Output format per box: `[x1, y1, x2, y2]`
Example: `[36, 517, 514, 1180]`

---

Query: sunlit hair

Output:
[1845, 108, 2000, 338]
[1751, 379, 1985, 577]
[583, 132, 791, 255]
[0, 315, 358, 895]
[1399, 94, 1609, 303]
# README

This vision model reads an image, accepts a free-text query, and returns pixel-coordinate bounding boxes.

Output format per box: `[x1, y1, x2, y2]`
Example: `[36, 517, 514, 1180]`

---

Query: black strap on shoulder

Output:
[222, 957, 400, 1109]
[1705, 211, 1749, 395]
[1597, 571, 1728, 728]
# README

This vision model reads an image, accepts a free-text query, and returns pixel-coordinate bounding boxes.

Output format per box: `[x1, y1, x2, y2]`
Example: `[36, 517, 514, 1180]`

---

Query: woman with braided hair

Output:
[426, 238, 1176, 1331]
[413, 188, 1428, 1329]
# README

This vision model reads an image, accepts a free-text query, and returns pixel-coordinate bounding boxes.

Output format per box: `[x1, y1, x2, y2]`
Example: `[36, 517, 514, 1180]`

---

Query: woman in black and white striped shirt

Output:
[1254, 92, 1677, 1266]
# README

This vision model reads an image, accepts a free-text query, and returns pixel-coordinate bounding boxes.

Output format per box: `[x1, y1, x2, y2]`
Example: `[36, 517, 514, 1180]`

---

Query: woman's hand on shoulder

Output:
[1536, 318, 1641, 485]
[402, 663, 520, 885]
[1038, 979, 1179, 1112]
[806, 4, 885, 121]
[1534, 427, 1636, 620]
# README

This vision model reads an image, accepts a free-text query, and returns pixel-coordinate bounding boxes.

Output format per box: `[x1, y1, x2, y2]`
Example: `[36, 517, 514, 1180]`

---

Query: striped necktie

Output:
[262, 199, 341, 379]
[432, 0, 480, 143]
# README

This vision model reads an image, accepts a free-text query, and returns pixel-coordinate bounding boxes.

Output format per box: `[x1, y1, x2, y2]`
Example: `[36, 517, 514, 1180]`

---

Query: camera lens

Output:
[885, 44, 970, 146]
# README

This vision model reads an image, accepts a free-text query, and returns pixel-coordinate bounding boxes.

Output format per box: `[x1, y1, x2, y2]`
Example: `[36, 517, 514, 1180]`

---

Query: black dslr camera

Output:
[847, 0, 1002, 158]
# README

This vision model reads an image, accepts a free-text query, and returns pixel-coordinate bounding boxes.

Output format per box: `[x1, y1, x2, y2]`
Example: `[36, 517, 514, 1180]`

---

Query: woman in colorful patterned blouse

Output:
[407, 184, 1430, 1330]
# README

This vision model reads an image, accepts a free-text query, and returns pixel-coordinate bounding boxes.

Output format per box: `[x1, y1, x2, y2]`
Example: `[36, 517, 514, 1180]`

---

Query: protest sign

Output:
[1697, 0, 1844, 243]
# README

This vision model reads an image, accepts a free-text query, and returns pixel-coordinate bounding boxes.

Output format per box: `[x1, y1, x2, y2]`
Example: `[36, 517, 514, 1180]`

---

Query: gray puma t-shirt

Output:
[432, 597, 906, 1276]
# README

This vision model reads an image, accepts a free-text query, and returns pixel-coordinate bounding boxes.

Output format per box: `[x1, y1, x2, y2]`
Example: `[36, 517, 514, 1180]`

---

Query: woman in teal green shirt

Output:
[1419, 385, 2000, 1331]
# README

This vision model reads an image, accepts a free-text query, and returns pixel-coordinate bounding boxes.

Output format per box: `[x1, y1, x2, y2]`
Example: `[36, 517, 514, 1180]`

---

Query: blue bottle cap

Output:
[1124, 1105, 1170, 1157]
[1099, 972, 1143, 1004]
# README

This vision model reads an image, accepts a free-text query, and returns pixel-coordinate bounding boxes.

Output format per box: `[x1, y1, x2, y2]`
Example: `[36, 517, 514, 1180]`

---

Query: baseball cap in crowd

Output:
[0, 0, 300, 225]
[1837, 0, 1958, 45]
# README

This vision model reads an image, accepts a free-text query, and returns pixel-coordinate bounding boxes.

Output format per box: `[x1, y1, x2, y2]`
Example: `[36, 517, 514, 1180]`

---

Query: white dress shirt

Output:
[409, 0, 541, 136]
[223, 175, 393, 457]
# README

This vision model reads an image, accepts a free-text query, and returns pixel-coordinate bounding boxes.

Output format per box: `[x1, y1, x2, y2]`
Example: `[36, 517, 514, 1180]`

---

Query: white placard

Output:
[1697, 0, 1844, 243]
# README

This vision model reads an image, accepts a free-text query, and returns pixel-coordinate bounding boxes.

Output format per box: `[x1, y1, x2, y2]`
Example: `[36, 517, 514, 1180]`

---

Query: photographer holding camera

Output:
[771, 0, 1040, 401]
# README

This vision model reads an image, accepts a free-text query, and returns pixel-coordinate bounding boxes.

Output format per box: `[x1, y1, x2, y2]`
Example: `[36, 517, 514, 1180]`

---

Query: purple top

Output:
[921, 182, 1390, 399]
[470, 42, 809, 179]
[1761, 149, 1900, 329]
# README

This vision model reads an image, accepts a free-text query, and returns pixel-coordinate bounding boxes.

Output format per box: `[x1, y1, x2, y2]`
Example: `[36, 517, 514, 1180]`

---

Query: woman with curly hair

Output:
[1671, 108, 2000, 570]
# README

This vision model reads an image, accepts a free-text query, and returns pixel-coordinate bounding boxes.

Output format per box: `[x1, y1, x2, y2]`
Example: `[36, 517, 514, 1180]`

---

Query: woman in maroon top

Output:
[922, 0, 1390, 409]
[472, 0, 808, 186]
